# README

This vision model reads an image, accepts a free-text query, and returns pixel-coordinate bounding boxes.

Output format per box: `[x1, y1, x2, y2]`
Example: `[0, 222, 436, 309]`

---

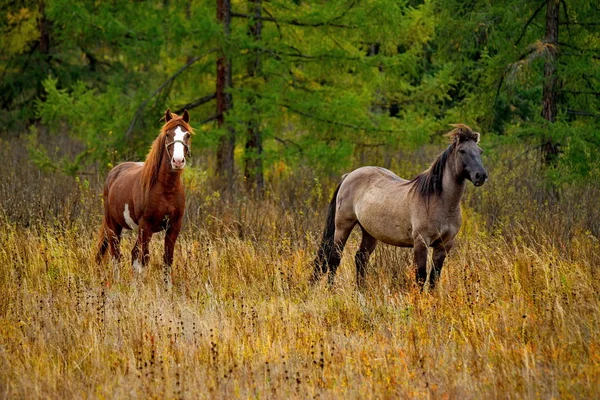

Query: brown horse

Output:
[96, 109, 193, 283]
[312, 124, 487, 290]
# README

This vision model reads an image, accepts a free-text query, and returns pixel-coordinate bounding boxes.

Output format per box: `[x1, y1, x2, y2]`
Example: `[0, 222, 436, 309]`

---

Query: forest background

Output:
[2, 0, 599, 188]
[1, 0, 600, 398]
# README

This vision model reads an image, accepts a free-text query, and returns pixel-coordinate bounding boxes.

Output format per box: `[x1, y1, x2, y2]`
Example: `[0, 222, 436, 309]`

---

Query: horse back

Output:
[337, 166, 415, 246]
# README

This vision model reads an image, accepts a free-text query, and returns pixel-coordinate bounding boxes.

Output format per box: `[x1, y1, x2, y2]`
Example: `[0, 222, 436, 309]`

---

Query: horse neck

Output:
[156, 152, 183, 191]
[143, 149, 182, 193]
[441, 151, 466, 212]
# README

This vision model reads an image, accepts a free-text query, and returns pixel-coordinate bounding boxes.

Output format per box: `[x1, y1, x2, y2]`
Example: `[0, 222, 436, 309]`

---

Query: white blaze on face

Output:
[172, 126, 187, 169]
[123, 204, 138, 230]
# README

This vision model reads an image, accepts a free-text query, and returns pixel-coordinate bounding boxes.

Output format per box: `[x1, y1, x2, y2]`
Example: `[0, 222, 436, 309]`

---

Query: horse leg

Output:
[413, 234, 430, 289]
[311, 181, 342, 285]
[431, 239, 453, 289]
[132, 220, 153, 273]
[355, 228, 377, 289]
[163, 220, 182, 288]
[327, 224, 354, 287]
[311, 242, 331, 284]
[107, 223, 122, 260]
[105, 221, 122, 279]
[95, 219, 110, 264]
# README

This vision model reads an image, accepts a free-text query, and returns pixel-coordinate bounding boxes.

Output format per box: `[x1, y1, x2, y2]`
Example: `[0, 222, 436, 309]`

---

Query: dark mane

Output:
[410, 124, 479, 199]
[410, 145, 452, 199]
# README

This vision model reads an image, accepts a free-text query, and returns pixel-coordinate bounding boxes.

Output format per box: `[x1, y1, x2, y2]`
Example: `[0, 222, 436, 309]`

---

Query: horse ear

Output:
[165, 109, 173, 122]
[474, 132, 480, 143]
[182, 109, 190, 123]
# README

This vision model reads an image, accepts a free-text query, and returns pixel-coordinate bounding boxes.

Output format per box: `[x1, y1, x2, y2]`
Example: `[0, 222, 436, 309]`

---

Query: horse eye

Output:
[186, 133, 191, 140]
[459, 149, 466, 154]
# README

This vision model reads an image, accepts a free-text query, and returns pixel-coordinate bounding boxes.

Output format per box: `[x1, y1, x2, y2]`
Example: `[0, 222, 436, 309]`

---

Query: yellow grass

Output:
[1, 198, 599, 399]
[1, 143, 600, 398]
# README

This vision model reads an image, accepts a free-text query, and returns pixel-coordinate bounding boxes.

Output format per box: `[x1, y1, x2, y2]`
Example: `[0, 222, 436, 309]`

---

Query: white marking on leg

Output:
[123, 204, 138, 230]
[133, 259, 142, 274]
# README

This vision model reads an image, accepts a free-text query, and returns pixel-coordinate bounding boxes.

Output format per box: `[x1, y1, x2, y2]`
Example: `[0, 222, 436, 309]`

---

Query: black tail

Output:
[311, 179, 344, 284]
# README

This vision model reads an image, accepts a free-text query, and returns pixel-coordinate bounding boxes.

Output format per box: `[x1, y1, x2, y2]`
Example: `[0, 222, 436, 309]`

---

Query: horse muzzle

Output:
[472, 171, 488, 186]
[171, 157, 186, 170]
[166, 139, 189, 170]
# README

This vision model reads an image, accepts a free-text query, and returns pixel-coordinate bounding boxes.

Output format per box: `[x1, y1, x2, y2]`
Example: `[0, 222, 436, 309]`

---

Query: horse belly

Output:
[356, 206, 413, 247]
[371, 224, 414, 247]
[105, 169, 141, 231]
[107, 195, 139, 231]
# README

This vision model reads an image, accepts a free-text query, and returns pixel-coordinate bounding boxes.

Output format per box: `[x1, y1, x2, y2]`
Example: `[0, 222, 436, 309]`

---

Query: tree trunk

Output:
[216, 0, 235, 192]
[35, 1, 51, 132]
[38, 2, 50, 55]
[244, 0, 264, 194]
[541, 0, 560, 166]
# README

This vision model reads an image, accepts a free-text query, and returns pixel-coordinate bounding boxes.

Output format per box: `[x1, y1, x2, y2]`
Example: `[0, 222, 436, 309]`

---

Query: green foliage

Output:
[34, 77, 134, 173]
[0, 6, 40, 56]
[430, 0, 600, 181]
[1, 0, 599, 181]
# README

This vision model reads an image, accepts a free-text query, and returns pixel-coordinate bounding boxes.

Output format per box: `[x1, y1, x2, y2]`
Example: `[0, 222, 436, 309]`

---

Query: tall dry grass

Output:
[1, 139, 599, 399]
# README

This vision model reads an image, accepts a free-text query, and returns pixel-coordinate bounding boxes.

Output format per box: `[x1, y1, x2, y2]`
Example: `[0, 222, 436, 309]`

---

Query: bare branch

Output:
[199, 114, 220, 125]
[560, 0, 570, 37]
[254, 45, 380, 67]
[559, 22, 600, 26]
[230, 12, 356, 28]
[558, 42, 600, 59]
[559, 89, 600, 96]
[494, 73, 506, 103]
[327, 0, 358, 24]
[262, 8, 282, 40]
[515, 0, 548, 46]
[125, 48, 217, 138]
[566, 109, 600, 118]
[274, 136, 304, 153]
[354, 142, 387, 147]
[511, 144, 544, 162]
[281, 103, 398, 133]
[174, 93, 217, 114]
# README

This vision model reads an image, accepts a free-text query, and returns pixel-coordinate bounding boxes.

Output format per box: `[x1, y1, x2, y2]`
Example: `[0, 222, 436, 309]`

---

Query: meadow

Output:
[1, 140, 599, 399]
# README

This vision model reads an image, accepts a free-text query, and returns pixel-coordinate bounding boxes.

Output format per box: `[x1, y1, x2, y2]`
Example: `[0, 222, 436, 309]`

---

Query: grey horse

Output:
[312, 124, 488, 289]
